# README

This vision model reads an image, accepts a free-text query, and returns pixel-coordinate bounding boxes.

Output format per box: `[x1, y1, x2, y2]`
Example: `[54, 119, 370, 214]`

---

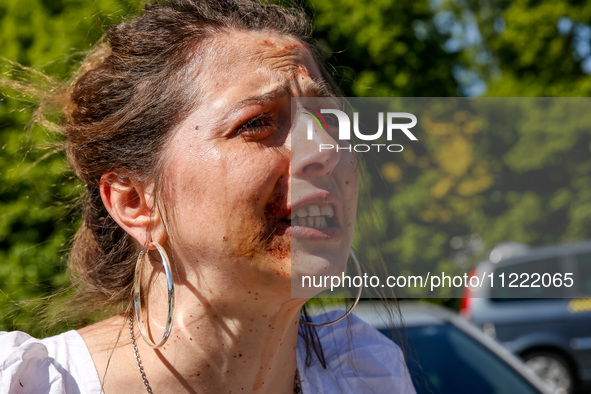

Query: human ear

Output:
[99, 173, 167, 249]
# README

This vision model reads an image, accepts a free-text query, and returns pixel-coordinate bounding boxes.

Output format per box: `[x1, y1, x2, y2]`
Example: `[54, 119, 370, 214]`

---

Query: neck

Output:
[80, 253, 308, 394]
[131, 274, 305, 394]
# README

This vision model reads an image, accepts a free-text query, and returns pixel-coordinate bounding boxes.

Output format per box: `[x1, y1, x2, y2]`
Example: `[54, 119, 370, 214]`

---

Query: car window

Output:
[490, 257, 567, 299]
[382, 323, 542, 394]
[574, 252, 591, 297]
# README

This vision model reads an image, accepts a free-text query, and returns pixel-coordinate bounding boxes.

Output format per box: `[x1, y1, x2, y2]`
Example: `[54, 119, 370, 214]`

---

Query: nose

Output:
[290, 109, 341, 179]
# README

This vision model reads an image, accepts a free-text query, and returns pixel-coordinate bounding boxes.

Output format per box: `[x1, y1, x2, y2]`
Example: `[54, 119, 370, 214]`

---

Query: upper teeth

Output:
[290, 204, 334, 229]
[290, 204, 334, 219]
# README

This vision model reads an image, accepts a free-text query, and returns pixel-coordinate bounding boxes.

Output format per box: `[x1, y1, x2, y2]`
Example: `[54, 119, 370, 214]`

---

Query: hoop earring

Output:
[133, 241, 175, 349]
[300, 250, 363, 327]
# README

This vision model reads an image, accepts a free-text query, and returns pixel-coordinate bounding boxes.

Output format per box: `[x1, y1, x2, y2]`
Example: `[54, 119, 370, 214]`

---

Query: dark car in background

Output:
[352, 301, 552, 394]
[461, 241, 591, 394]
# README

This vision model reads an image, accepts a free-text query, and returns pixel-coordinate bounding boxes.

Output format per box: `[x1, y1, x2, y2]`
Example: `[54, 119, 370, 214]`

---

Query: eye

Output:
[324, 113, 339, 129]
[234, 113, 276, 140]
[243, 117, 267, 130]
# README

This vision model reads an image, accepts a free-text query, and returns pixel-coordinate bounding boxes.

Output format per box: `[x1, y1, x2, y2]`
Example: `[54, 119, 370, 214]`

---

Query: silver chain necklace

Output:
[129, 314, 154, 393]
[129, 313, 303, 393]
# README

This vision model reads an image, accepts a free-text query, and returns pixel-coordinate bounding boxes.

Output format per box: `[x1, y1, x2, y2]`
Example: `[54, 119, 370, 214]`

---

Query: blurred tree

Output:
[308, 0, 460, 96]
[0, 0, 465, 333]
[442, 0, 591, 248]
[348, 0, 591, 302]
[2, 0, 590, 334]
[446, 0, 591, 96]
[0, 0, 142, 335]
[304, 0, 468, 301]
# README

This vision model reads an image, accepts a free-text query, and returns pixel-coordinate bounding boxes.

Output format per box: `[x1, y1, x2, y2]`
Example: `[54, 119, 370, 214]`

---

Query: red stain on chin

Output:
[264, 195, 288, 222]
[267, 246, 290, 259]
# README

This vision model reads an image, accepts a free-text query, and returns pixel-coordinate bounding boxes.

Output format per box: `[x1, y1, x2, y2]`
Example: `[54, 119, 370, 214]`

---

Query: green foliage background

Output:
[2, 0, 591, 336]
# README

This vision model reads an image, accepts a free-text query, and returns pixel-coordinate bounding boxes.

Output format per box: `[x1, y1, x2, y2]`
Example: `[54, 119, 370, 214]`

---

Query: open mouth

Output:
[289, 204, 335, 229]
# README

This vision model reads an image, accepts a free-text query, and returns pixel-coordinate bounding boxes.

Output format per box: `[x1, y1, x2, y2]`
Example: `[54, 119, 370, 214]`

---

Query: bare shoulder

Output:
[77, 315, 140, 392]
[78, 314, 130, 351]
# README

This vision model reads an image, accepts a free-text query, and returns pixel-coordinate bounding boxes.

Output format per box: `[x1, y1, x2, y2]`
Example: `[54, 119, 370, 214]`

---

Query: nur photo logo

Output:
[303, 106, 418, 153]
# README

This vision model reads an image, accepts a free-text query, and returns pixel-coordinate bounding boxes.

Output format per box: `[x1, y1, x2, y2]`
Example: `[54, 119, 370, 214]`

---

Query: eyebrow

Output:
[246, 77, 331, 103]
[235, 85, 290, 109]
[307, 76, 335, 98]
[223, 77, 335, 123]
[216, 85, 288, 129]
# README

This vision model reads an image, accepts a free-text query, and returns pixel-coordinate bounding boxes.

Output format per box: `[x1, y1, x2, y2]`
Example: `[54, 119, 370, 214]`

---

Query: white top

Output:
[0, 330, 101, 394]
[0, 311, 416, 394]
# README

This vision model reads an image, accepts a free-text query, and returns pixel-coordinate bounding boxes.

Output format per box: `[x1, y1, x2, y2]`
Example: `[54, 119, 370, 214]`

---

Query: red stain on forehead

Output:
[294, 65, 311, 80]
[256, 38, 303, 55]
[278, 43, 302, 53]
[297, 65, 310, 76]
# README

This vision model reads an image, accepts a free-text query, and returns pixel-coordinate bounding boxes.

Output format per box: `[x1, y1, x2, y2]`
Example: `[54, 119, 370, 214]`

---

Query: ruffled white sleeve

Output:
[0, 331, 102, 394]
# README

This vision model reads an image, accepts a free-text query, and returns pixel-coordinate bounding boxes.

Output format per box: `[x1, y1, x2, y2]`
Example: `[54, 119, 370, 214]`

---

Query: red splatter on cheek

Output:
[265, 201, 278, 216]
[259, 177, 290, 258]
[19, 381, 24, 388]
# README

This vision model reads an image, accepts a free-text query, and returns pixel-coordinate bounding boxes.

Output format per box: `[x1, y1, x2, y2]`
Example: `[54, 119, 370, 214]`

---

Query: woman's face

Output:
[161, 31, 359, 298]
